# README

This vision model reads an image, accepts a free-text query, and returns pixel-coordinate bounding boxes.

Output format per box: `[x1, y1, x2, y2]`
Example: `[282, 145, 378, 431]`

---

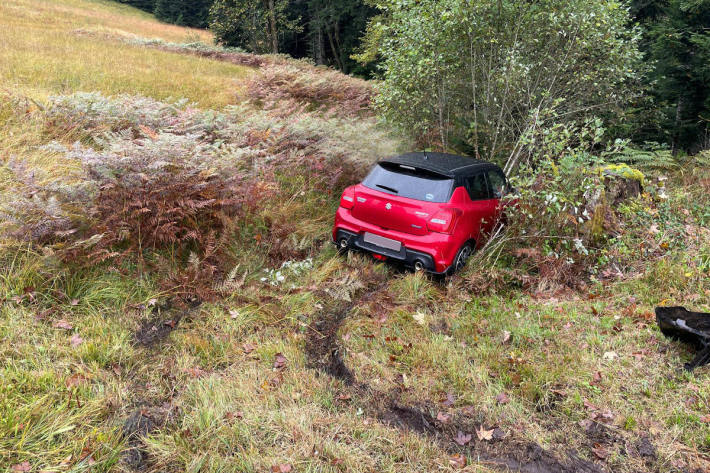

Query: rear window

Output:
[362, 163, 454, 202]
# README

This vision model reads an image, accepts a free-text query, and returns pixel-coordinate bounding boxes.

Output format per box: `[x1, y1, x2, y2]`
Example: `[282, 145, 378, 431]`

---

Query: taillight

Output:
[427, 209, 461, 234]
[340, 188, 355, 209]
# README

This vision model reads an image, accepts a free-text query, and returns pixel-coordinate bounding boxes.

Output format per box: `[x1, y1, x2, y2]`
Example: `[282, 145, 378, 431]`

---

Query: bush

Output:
[468, 120, 641, 292]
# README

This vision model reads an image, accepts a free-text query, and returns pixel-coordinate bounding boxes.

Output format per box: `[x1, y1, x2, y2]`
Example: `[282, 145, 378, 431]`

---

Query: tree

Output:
[301, 0, 376, 73]
[358, 0, 643, 172]
[111, 0, 155, 14]
[209, 0, 301, 54]
[154, 0, 214, 28]
[630, 0, 710, 152]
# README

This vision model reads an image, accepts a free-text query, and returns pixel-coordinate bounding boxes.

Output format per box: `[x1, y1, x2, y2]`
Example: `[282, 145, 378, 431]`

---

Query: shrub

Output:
[468, 120, 640, 292]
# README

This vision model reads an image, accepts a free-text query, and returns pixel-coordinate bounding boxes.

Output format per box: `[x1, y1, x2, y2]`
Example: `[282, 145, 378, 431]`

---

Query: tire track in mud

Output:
[120, 300, 202, 471]
[304, 277, 604, 473]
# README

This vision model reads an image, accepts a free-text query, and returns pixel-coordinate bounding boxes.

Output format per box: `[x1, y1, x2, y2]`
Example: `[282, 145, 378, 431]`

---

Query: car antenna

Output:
[423, 150, 428, 160]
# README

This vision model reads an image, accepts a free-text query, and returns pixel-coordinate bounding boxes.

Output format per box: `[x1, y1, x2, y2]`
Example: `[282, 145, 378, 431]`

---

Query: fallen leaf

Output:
[273, 353, 288, 370]
[700, 414, 710, 423]
[185, 367, 207, 378]
[337, 393, 351, 401]
[225, 411, 243, 421]
[460, 406, 476, 416]
[11, 462, 31, 472]
[436, 411, 451, 423]
[476, 425, 494, 441]
[242, 343, 257, 354]
[547, 386, 566, 399]
[65, 373, 88, 388]
[70, 299, 79, 306]
[70, 334, 84, 347]
[592, 410, 615, 423]
[495, 392, 510, 405]
[164, 319, 176, 328]
[592, 443, 609, 460]
[229, 309, 240, 319]
[52, 319, 73, 330]
[449, 453, 467, 469]
[454, 430, 472, 446]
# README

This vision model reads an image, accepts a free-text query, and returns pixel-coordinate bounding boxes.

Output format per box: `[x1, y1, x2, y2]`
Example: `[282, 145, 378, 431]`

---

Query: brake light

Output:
[340, 188, 355, 209]
[427, 209, 461, 234]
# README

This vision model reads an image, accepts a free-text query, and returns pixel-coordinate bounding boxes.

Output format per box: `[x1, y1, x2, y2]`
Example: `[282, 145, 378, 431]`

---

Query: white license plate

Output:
[363, 232, 402, 251]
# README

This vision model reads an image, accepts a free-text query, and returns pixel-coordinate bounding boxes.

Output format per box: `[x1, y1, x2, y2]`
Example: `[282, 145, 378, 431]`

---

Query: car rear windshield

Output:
[362, 163, 454, 203]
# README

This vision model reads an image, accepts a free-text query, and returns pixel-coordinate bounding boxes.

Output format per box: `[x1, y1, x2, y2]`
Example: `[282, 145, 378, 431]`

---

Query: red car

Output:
[333, 152, 510, 275]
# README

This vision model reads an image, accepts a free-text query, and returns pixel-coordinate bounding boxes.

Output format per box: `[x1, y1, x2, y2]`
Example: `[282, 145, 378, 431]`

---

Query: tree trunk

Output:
[326, 25, 344, 70]
[671, 96, 683, 154]
[334, 19, 345, 73]
[268, 0, 278, 54]
[314, 27, 324, 65]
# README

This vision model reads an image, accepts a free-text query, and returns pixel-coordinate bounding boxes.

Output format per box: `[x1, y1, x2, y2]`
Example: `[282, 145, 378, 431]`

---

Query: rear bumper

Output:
[332, 208, 455, 274]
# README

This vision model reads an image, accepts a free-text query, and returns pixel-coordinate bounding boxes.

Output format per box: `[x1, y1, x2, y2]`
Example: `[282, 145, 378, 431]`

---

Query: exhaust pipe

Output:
[339, 238, 349, 249]
[413, 260, 425, 272]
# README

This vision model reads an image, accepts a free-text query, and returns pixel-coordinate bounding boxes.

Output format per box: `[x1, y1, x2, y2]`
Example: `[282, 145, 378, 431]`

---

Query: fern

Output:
[607, 144, 679, 171]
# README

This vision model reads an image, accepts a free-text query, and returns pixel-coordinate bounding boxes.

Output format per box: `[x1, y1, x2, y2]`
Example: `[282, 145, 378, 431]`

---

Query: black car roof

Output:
[380, 152, 497, 178]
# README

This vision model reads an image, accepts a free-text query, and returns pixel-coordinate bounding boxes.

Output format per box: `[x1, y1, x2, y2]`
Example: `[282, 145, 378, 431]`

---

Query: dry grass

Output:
[0, 0, 250, 108]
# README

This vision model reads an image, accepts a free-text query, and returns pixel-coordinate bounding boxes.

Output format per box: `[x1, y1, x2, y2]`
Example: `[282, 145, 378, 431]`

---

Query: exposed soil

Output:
[372, 396, 603, 473]
[120, 407, 170, 471]
[304, 304, 355, 384]
[304, 278, 607, 473]
[133, 299, 201, 347]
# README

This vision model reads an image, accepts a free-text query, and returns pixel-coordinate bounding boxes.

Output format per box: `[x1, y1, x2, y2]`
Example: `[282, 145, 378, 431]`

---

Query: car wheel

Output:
[453, 242, 474, 273]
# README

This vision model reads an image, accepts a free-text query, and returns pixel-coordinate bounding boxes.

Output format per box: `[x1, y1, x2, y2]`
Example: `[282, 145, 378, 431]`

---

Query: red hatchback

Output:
[333, 152, 510, 275]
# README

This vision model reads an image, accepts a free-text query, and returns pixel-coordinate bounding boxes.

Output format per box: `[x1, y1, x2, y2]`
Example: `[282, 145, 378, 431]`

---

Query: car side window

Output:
[487, 170, 507, 199]
[465, 173, 489, 201]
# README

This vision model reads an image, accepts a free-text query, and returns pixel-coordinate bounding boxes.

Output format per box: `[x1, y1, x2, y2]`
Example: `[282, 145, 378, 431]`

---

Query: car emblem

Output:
[385, 203, 392, 210]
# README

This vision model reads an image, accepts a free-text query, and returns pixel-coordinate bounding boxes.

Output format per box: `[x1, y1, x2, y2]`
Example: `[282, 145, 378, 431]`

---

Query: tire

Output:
[452, 242, 474, 273]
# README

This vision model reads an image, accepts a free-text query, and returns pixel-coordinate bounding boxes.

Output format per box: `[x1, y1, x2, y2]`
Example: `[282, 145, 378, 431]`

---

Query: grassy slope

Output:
[0, 2, 709, 473]
[0, 0, 249, 108]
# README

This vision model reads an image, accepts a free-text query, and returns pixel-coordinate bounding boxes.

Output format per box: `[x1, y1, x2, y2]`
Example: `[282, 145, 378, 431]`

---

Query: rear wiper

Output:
[376, 184, 399, 194]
